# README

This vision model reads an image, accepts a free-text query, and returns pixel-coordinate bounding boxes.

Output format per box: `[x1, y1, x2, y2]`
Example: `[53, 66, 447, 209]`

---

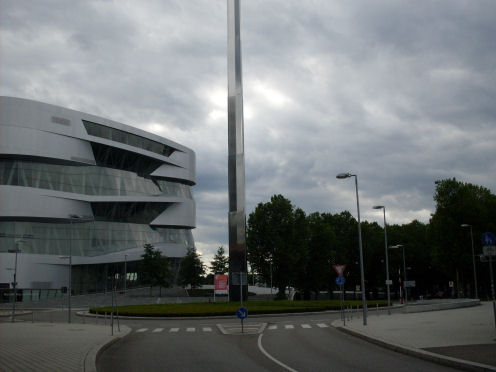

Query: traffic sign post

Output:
[336, 276, 346, 325]
[236, 307, 248, 333]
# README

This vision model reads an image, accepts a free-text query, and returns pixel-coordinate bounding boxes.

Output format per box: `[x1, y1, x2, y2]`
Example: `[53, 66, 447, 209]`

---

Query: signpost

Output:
[236, 307, 248, 333]
[334, 265, 346, 325]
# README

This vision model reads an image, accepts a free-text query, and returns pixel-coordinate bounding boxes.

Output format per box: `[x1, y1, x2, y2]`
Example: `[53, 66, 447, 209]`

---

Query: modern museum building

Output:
[0, 96, 196, 299]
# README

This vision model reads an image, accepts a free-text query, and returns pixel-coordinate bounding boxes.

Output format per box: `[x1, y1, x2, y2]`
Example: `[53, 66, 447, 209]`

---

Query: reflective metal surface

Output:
[227, 0, 247, 301]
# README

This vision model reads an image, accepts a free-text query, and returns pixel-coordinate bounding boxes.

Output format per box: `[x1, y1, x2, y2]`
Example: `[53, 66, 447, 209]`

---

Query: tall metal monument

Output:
[227, 0, 247, 301]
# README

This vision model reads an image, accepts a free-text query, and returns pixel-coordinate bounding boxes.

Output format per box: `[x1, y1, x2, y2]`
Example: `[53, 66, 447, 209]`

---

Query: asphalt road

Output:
[96, 313, 463, 372]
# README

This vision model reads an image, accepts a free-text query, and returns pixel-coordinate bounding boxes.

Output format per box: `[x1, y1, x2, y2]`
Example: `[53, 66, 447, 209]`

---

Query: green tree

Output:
[428, 178, 496, 297]
[179, 247, 206, 289]
[247, 194, 300, 298]
[210, 246, 229, 274]
[138, 243, 172, 296]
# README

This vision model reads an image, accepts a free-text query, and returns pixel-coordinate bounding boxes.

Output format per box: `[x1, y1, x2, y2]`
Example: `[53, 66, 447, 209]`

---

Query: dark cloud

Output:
[1, 0, 495, 262]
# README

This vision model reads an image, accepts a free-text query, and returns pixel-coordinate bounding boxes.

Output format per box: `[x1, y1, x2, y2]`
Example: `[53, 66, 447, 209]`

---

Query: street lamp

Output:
[389, 244, 407, 304]
[267, 253, 273, 296]
[461, 224, 478, 299]
[8, 240, 24, 322]
[124, 254, 128, 295]
[373, 205, 391, 315]
[337, 172, 367, 325]
[59, 214, 93, 323]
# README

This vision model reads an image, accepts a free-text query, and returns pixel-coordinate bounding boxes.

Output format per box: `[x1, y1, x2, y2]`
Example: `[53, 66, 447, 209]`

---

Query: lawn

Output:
[89, 299, 387, 317]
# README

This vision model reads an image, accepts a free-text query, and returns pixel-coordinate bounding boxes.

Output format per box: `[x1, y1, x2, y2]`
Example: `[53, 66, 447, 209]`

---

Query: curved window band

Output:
[0, 221, 194, 257]
[0, 160, 192, 198]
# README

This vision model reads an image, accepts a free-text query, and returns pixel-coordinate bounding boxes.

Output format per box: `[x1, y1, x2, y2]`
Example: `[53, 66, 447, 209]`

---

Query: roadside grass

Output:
[89, 299, 387, 317]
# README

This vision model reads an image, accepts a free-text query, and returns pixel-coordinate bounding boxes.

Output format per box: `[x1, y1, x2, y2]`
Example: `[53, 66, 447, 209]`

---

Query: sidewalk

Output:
[0, 322, 130, 372]
[332, 301, 496, 371]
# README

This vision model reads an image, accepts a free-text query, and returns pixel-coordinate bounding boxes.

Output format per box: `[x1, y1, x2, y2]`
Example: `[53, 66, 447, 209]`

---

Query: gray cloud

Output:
[1, 0, 495, 263]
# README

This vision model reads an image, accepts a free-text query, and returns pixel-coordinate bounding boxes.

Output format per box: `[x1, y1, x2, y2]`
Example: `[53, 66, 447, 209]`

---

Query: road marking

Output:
[258, 334, 299, 372]
[186, 327, 196, 332]
[284, 324, 294, 329]
[169, 328, 179, 333]
[203, 327, 212, 332]
[136, 328, 148, 333]
[316, 323, 328, 328]
[301, 324, 311, 328]
[268, 325, 277, 330]
[152, 328, 164, 333]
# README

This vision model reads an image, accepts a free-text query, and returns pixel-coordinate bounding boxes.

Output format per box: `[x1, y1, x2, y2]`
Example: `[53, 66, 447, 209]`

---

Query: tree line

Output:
[136, 178, 496, 300]
[247, 178, 496, 300]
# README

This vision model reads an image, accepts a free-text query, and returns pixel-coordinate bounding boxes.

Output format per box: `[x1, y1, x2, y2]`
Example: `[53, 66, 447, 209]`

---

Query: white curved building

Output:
[0, 96, 196, 296]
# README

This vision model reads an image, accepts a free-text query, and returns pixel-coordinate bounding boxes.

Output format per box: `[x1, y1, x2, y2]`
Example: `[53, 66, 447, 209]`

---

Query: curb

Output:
[83, 325, 131, 372]
[333, 323, 496, 372]
[76, 305, 400, 321]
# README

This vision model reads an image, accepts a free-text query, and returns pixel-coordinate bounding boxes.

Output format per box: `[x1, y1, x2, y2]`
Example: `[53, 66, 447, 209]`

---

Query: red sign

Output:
[333, 265, 346, 276]
[215, 274, 228, 292]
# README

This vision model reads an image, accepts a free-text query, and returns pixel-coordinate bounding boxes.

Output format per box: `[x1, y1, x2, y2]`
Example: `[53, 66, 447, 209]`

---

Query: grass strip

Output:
[90, 300, 387, 317]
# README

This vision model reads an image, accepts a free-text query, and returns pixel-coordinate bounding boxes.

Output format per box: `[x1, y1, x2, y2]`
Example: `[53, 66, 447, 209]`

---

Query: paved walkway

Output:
[333, 301, 496, 371]
[0, 322, 130, 372]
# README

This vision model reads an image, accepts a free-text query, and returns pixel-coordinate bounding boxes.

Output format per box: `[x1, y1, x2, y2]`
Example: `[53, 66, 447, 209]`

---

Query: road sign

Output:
[385, 279, 393, 285]
[483, 246, 496, 257]
[231, 272, 248, 285]
[336, 276, 346, 286]
[405, 280, 416, 288]
[333, 265, 346, 276]
[236, 307, 248, 320]
[482, 232, 496, 246]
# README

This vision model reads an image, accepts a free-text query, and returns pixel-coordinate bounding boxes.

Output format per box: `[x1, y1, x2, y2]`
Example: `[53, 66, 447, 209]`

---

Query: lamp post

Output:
[8, 241, 24, 322]
[373, 205, 391, 315]
[461, 224, 478, 299]
[124, 254, 128, 295]
[389, 244, 407, 304]
[337, 172, 367, 325]
[268, 253, 273, 296]
[59, 214, 93, 323]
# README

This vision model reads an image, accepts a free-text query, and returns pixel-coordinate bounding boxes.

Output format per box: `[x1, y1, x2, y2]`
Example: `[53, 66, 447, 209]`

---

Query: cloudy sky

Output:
[1, 0, 495, 264]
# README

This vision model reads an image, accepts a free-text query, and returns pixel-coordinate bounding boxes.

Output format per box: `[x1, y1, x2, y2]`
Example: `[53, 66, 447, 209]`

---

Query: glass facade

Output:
[0, 221, 195, 257]
[83, 120, 176, 157]
[0, 160, 192, 198]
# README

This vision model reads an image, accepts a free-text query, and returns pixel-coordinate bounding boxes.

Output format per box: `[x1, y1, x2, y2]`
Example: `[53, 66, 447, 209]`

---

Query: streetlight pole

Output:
[389, 244, 407, 304]
[373, 205, 391, 315]
[337, 172, 367, 325]
[124, 254, 128, 295]
[461, 224, 478, 299]
[8, 244, 22, 323]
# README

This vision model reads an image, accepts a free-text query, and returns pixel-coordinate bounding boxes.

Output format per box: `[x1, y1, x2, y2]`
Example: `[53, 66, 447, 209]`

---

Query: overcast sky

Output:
[1, 0, 495, 264]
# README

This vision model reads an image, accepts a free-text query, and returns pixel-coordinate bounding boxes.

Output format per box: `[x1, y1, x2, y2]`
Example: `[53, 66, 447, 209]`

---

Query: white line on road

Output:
[285, 324, 294, 329]
[152, 328, 164, 333]
[136, 328, 148, 333]
[169, 328, 179, 333]
[186, 327, 196, 332]
[203, 327, 212, 332]
[268, 325, 277, 330]
[301, 324, 311, 328]
[316, 323, 328, 328]
[258, 334, 299, 372]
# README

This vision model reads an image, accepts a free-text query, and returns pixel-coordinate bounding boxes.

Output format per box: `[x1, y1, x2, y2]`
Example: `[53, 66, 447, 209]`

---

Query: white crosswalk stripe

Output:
[268, 325, 277, 330]
[316, 323, 328, 328]
[203, 327, 212, 332]
[186, 327, 196, 332]
[152, 328, 164, 333]
[136, 328, 148, 333]
[284, 324, 294, 329]
[169, 328, 180, 333]
[301, 324, 311, 328]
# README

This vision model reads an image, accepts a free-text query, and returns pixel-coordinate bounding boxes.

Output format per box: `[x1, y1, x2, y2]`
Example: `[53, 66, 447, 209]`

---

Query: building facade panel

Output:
[0, 97, 196, 294]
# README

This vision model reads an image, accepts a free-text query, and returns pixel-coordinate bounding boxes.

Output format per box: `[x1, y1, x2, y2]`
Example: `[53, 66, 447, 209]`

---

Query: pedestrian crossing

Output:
[134, 322, 333, 334]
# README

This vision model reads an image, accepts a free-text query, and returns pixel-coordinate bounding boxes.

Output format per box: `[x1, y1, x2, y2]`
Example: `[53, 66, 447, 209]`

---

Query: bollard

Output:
[104, 312, 107, 326]
[376, 303, 379, 312]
